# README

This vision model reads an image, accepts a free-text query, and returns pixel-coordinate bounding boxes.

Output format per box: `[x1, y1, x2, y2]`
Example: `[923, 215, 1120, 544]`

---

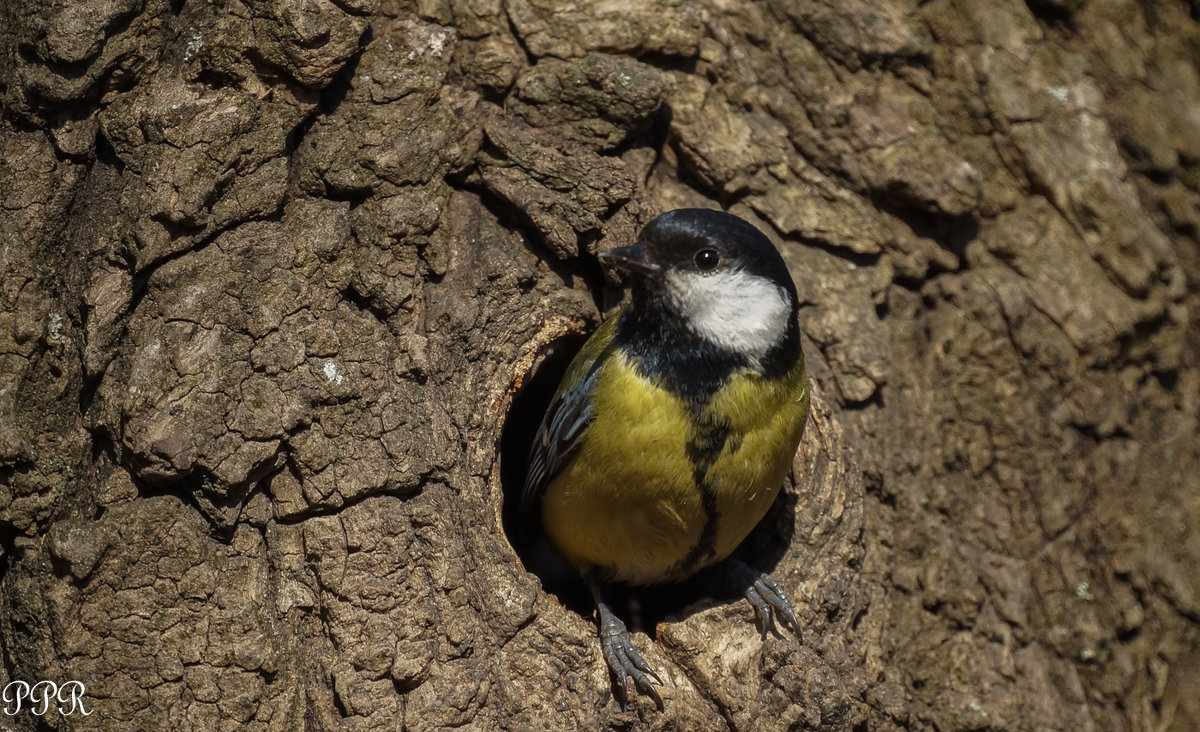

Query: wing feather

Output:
[519, 310, 624, 536]
[519, 365, 600, 535]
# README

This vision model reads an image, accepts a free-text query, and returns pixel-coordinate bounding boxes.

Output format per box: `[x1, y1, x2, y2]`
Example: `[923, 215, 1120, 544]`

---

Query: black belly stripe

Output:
[670, 418, 731, 578]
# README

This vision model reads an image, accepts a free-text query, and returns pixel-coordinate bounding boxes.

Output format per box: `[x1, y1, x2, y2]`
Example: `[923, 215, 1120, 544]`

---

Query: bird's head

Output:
[600, 209, 799, 361]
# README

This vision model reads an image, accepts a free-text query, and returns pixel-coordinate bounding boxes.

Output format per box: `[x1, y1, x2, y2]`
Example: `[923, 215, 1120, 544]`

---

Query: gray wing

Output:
[519, 366, 601, 536]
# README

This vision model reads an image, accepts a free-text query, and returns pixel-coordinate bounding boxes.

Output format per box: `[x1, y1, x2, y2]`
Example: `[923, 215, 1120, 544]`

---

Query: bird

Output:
[520, 208, 810, 708]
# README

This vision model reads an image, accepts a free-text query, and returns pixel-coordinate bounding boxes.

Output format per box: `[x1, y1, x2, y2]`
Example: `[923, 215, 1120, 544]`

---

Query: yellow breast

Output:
[540, 350, 809, 585]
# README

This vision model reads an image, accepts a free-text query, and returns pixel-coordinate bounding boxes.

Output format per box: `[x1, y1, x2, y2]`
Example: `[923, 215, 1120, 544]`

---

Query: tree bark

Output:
[1, 0, 1197, 729]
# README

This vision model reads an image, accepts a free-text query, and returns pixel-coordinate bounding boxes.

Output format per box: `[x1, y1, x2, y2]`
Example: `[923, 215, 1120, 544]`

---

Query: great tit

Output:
[521, 208, 810, 707]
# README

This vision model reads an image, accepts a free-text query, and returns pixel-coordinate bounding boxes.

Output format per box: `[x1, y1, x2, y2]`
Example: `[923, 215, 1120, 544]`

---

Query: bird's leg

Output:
[584, 574, 664, 710]
[731, 560, 802, 640]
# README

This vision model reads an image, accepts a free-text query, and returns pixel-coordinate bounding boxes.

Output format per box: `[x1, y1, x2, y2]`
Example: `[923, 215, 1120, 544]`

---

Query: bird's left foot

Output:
[742, 571, 801, 639]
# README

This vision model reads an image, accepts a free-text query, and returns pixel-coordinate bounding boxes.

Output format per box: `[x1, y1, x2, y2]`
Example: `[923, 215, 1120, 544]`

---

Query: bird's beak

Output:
[598, 245, 660, 277]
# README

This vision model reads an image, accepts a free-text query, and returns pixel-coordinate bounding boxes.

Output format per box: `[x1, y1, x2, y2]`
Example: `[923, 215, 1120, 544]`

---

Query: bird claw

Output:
[598, 603, 663, 709]
[744, 573, 801, 639]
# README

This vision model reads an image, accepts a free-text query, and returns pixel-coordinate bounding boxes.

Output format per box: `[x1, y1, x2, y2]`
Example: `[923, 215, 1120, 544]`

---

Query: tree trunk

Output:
[2, 0, 1197, 729]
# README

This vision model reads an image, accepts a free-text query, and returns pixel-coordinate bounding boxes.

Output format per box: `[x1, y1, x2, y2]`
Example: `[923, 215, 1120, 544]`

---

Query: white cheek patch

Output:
[664, 269, 792, 359]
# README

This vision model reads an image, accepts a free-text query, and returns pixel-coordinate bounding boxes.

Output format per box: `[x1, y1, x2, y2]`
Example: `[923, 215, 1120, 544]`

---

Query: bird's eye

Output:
[694, 249, 721, 272]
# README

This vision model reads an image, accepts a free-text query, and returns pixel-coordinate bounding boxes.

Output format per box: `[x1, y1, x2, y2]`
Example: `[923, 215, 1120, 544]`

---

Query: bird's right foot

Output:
[596, 599, 663, 709]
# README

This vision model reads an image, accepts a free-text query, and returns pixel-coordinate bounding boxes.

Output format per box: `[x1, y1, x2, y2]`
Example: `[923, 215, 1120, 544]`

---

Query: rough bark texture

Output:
[1, 0, 1198, 729]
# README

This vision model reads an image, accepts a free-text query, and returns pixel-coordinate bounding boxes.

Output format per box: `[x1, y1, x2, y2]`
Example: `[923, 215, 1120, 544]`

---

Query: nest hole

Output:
[498, 333, 800, 635]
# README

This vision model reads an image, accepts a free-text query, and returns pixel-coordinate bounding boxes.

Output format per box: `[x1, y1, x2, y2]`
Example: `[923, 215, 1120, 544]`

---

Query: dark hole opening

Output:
[499, 332, 801, 638]
[500, 334, 590, 606]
